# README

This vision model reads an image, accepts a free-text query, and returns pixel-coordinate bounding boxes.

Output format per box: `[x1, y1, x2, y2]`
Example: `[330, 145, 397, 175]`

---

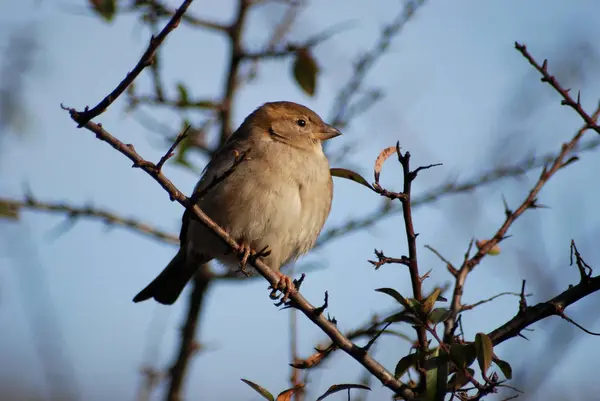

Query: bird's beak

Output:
[314, 124, 342, 141]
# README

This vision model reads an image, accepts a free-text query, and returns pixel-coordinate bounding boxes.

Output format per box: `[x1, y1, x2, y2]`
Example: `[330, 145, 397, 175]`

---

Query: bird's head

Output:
[240, 101, 342, 151]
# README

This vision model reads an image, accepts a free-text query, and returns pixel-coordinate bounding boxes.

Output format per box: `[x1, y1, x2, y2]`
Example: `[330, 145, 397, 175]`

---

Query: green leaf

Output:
[292, 48, 318, 96]
[330, 168, 374, 190]
[428, 308, 451, 324]
[316, 384, 370, 401]
[450, 343, 476, 369]
[174, 122, 193, 168]
[375, 288, 412, 310]
[0, 201, 20, 220]
[381, 329, 413, 343]
[89, 0, 116, 22]
[383, 311, 419, 325]
[176, 83, 189, 105]
[394, 353, 419, 379]
[493, 358, 512, 380]
[421, 288, 442, 314]
[448, 368, 474, 390]
[241, 379, 274, 401]
[423, 347, 448, 401]
[475, 333, 494, 375]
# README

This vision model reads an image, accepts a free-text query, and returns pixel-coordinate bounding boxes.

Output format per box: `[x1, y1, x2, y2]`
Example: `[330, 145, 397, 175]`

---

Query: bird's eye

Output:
[296, 119, 306, 127]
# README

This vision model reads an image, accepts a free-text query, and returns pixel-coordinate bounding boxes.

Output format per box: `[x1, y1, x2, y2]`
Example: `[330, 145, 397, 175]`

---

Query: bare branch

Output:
[0, 196, 179, 245]
[329, 1, 427, 129]
[443, 50, 600, 342]
[167, 265, 212, 401]
[488, 275, 600, 345]
[218, 0, 252, 143]
[74, 0, 195, 126]
[515, 42, 600, 135]
[132, 0, 228, 33]
[460, 291, 531, 312]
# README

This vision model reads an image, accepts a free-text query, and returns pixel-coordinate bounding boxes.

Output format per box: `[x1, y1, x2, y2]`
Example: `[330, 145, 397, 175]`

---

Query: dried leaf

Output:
[374, 146, 397, 182]
[241, 379, 274, 401]
[330, 168, 374, 190]
[475, 333, 493, 375]
[276, 384, 304, 401]
[316, 384, 371, 401]
[292, 48, 318, 96]
[89, 0, 116, 22]
[290, 351, 324, 369]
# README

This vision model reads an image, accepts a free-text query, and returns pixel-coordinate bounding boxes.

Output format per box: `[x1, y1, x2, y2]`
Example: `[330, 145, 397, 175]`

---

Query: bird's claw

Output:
[237, 244, 271, 277]
[269, 271, 296, 303]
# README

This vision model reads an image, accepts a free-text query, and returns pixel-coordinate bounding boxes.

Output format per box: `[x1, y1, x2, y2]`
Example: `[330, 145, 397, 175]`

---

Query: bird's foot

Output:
[269, 271, 297, 303]
[237, 244, 271, 277]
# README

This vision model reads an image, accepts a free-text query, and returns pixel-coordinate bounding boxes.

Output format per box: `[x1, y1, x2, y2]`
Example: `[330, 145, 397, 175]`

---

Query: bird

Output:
[133, 101, 342, 305]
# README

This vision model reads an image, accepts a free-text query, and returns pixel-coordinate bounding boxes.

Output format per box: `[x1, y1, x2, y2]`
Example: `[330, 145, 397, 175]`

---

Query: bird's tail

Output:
[133, 249, 207, 305]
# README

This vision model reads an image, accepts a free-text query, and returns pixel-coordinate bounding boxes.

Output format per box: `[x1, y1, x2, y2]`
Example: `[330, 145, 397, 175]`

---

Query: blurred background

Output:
[1, 0, 600, 400]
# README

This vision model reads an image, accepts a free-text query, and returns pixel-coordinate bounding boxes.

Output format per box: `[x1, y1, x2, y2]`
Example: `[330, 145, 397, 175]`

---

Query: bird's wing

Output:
[179, 138, 253, 245]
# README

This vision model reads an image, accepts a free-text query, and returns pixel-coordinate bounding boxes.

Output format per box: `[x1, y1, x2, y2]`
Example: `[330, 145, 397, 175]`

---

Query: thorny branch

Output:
[61, 109, 415, 399]
[488, 274, 600, 345]
[38, 0, 600, 397]
[443, 44, 600, 344]
[315, 134, 600, 249]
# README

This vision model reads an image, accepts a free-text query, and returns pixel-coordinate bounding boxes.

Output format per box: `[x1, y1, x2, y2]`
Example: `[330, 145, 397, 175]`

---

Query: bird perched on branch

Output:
[133, 101, 342, 305]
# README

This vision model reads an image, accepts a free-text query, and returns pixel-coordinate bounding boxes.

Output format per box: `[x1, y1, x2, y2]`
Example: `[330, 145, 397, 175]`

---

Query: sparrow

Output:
[133, 101, 341, 304]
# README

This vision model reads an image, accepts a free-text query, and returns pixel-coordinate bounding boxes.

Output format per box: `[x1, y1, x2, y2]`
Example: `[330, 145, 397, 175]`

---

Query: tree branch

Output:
[0, 196, 179, 244]
[443, 44, 600, 343]
[218, 0, 252, 143]
[167, 265, 212, 401]
[488, 275, 600, 345]
[74, 0, 194, 126]
[61, 108, 415, 400]
[315, 135, 600, 249]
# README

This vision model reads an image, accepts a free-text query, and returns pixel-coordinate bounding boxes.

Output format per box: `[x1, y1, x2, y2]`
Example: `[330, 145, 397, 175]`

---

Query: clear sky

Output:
[1, 0, 600, 400]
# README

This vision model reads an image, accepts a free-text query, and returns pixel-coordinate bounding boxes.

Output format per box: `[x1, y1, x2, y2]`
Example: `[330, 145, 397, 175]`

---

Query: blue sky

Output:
[1, 0, 600, 400]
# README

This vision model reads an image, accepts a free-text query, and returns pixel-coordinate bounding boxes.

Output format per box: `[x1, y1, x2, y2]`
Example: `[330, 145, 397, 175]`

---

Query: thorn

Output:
[314, 291, 329, 316]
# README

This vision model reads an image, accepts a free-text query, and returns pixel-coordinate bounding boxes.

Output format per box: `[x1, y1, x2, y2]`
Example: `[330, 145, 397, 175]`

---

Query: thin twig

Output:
[0, 196, 179, 244]
[218, 0, 252, 143]
[515, 42, 600, 135]
[329, 0, 427, 129]
[74, 0, 194, 126]
[460, 292, 531, 312]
